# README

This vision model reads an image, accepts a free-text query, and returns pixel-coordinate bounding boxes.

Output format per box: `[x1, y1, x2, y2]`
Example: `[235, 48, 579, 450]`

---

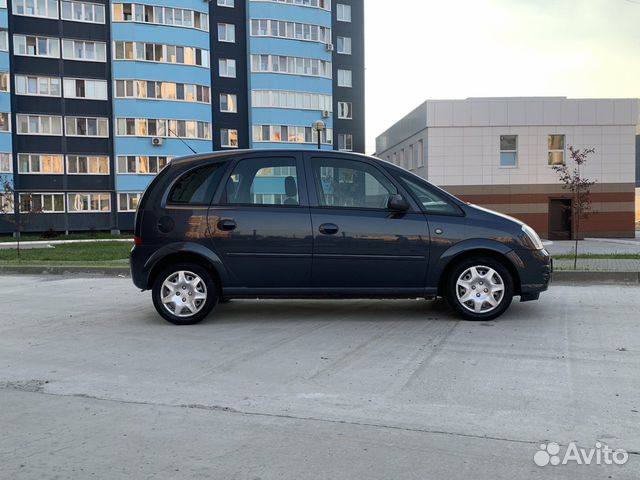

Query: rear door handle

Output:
[217, 219, 237, 231]
[319, 223, 339, 235]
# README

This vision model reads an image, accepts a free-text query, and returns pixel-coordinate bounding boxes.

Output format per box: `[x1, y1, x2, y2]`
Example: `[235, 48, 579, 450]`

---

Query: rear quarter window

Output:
[168, 163, 226, 205]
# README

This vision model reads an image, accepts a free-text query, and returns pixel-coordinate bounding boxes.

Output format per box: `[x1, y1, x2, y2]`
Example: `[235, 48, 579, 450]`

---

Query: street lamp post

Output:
[313, 120, 325, 150]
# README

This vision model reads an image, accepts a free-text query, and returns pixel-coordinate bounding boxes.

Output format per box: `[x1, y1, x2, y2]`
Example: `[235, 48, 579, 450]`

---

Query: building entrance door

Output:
[548, 199, 572, 240]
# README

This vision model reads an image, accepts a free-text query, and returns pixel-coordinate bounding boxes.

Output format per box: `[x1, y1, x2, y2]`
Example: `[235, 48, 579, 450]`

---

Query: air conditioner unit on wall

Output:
[322, 110, 330, 118]
[151, 137, 164, 147]
[326, 43, 334, 52]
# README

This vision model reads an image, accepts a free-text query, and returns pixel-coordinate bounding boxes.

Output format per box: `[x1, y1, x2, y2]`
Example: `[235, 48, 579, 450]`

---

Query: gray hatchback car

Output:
[130, 150, 552, 325]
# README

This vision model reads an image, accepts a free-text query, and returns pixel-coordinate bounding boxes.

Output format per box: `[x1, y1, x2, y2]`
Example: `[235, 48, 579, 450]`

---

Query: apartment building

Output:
[376, 97, 637, 239]
[0, 0, 365, 234]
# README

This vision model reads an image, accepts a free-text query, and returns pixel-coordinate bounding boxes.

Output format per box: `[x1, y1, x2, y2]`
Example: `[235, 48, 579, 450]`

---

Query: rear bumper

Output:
[130, 245, 156, 290]
[513, 248, 552, 298]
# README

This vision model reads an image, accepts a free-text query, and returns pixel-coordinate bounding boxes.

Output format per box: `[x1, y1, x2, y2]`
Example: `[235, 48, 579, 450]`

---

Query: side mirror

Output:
[387, 194, 410, 212]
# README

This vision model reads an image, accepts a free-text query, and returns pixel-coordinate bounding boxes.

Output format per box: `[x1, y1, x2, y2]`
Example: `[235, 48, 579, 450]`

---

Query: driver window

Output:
[399, 175, 462, 216]
[312, 158, 397, 209]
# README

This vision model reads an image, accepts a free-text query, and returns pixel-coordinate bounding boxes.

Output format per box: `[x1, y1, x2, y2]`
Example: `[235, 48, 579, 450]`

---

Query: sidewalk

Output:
[554, 258, 640, 272]
[0, 238, 132, 250]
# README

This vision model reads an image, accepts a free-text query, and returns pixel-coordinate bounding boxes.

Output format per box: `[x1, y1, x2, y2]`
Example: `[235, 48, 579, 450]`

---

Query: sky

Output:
[364, 0, 640, 153]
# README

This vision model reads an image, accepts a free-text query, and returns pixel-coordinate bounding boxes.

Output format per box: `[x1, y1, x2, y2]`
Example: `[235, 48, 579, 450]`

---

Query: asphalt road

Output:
[1, 276, 639, 479]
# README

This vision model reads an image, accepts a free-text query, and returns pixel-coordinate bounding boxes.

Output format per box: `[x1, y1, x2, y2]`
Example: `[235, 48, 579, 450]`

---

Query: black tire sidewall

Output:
[152, 263, 219, 325]
[445, 256, 514, 321]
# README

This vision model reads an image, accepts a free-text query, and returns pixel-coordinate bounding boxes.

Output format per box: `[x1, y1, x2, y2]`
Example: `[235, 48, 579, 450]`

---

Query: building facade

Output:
[0, 0, 365, 234]
[376, 97, 638, 239]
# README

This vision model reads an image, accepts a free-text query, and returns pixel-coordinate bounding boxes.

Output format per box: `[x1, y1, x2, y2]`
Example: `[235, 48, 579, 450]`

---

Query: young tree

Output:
[0, 179, 41, 258]
[552, 146, 596, 269]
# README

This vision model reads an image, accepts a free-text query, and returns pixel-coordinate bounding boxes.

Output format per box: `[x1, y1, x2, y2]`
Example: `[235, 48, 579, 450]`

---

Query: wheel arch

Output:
[434, 243, 522, 297]
[144, 242, 229, 291]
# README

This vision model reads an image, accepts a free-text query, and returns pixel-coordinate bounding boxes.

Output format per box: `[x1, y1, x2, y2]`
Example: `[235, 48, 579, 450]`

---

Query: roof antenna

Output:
[168, 128, 198, 155]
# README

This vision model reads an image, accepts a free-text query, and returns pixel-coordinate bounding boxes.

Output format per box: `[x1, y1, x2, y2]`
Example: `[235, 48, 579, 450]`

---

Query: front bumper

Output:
[513, 248, 552, 298]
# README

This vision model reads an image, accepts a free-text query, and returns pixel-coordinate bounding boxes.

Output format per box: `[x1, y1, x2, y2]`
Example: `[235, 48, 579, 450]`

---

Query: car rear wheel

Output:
[152, 263, 218, 325]
[445, 256, 514, 321]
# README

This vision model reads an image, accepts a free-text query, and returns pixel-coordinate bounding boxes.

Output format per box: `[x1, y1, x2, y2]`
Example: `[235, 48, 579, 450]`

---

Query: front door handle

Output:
[217, 219, 237, 231]
[319, 223, 339, 235]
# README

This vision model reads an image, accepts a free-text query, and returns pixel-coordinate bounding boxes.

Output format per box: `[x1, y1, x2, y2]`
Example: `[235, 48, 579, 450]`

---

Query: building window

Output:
[67, 155, 110, 175]
[20, 193, 65, 213]
[220, 129, 238, 148]
[250, 19, 331, 44]
[406, 145, 414, 170]
[219, 59, 237, 78]
[64, 78, 108, 100]
[118, 192, 142, 212]
[218, 23, 236, 43]
[500, 135, 518, 167]
[16, 115, 62, 136]
[250, 54, 332, 79]
[416, 140, 424, 167]
[253, 125, 332, 144]
[15, 75, 61, 97]
[338, 133, 353, 151]
[251, 90, 332, 111]
[0, 113, 9, 132]
[112, 4, 209, 31]
[117, 155, 171, 174]
[220, 94, 237, 113]
[62, 39, 107, 62]
[68, 193, 111, 212]
[337, 36, 352, 54]
[548, 134, 565, 165]
[13, 0, 58, 18]
[113, 41, 210, 67]
[337, 69, 352, 87]
[61, 1, 105, 23]
[338, 102, 353, 119]
[18, 154, 64, 174]
[250, 0, 330, 11]
[0, 153, 11, 173]
[0, 31, 7, 52]
[13, 35, 60, 58]
[116, 118, 211, 140]
[217, 0, 234, 6]
[65, 117, 109, 137]
[114, 80, 210, 103]
[0, 193, 13, 213]
[336, 3, 351, 22]
[0, 73, 7, 93]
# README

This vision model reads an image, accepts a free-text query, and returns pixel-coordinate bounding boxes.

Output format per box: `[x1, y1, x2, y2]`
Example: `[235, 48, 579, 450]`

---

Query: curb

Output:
[0, 266, 638, 284]
[553, 271, 640, 284]
[0, 266, 131, 277]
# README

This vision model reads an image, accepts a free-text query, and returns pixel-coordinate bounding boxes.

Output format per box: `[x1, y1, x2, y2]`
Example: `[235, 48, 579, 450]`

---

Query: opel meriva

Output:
[130, 150, 552, 325]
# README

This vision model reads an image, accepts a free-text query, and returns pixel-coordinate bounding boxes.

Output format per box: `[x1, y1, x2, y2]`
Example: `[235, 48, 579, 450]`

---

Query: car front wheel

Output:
[445, 256, 514, 321]
[152, 263, 218, 325]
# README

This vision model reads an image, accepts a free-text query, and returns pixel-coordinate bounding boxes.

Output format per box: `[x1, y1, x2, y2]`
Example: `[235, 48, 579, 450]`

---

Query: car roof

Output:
[170, 149, 382, 167]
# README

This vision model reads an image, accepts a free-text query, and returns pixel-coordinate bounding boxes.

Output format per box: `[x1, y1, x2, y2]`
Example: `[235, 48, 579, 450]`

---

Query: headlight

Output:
[521, 224, 544, 250]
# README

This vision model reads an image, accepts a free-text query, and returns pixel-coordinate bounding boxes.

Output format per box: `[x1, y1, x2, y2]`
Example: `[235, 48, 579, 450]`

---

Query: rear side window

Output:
[224, 157, 299, 206]
[168, 164, 224, 205]
[399, 175, 462, 216]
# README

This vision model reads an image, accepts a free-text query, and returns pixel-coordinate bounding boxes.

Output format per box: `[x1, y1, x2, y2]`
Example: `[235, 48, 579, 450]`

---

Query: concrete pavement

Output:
[1, 276, 639, 479]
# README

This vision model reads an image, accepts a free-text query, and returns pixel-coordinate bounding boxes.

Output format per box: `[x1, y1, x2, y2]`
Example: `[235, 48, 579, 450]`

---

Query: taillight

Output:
[134, 236, 143, 246]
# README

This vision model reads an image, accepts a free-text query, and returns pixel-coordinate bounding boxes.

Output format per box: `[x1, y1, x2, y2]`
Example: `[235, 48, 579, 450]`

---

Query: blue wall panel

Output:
[248, 3, 331, 26]
[111, 23, 211, 50]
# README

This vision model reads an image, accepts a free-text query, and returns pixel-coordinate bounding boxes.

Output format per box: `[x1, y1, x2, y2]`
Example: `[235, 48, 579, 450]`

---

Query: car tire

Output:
[444, 256, 514, 321]
[152, 263, 219, 325]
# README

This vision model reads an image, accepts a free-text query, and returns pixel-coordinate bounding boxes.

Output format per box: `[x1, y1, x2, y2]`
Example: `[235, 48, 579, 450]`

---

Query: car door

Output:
[306, 154, 430, 294]
[207, 152, 313, 291]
